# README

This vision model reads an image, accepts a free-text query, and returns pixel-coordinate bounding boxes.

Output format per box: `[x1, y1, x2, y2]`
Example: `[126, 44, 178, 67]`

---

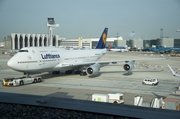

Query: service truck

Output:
[2, 76, 42, 86]
[162, 98, 180, 110]
[92, 93, 124, 104]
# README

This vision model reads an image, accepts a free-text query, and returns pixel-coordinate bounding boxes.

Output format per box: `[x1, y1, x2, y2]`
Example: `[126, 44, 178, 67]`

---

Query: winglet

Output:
[167, 64, 180, 76]
[95, 28, 108, 49]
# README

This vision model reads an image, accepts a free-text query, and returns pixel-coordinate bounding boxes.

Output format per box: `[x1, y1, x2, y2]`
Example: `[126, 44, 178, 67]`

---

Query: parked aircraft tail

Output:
[108, 44, 112, 50]
[95, 28, 108, 49]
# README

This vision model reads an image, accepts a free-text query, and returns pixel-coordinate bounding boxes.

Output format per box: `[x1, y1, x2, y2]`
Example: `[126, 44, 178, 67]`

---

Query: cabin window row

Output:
[18, 61, 38, 63]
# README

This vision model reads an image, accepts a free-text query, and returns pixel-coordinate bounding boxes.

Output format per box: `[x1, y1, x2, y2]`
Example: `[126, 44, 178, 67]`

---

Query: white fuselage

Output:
[109, 48, 128, 52]
[109, 49, 121, 52]
[7, 47, 106, 73]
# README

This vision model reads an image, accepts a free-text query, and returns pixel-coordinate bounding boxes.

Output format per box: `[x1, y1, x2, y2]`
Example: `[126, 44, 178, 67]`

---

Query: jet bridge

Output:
[134, 95, 143, 106]
[150, 97, 163, 108]
[134, 95, 163, 108]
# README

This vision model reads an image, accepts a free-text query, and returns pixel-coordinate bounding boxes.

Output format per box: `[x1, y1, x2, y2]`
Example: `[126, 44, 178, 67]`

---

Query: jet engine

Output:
[86, 63, 100, 76]
[123, 60, 134, 71]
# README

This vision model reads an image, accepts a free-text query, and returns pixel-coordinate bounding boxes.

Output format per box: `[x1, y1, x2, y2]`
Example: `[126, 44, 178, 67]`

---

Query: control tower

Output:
[47, 18, 59, 46]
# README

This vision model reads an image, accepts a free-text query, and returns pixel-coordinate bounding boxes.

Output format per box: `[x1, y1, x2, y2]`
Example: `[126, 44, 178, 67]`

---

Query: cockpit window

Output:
[19, 50, 29, 52]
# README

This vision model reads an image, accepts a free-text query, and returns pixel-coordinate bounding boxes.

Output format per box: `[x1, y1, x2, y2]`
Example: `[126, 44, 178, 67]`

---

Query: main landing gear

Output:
[79, 71, 87, 76]
[74, 69, 87, 76]
[52, 70, 87, 76]
[52, 70, 72, 75]
[65, 70, 72, 74]
[23, 72, 31, 78]
[52, 71, 60, 74]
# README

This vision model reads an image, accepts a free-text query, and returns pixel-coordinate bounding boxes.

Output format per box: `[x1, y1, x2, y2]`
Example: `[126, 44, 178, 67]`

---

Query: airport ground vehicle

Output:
[142, 78, 159, 85]
[148, 46, 172, 54]
[162, 98, 180, 110]
[170, 51, 180, 57]
[92, 93, 124, 104]
[2, 76, 42, 86]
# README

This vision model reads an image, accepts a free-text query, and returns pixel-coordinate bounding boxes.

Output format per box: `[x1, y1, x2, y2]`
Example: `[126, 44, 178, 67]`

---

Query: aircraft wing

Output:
[167, 64, 180, 77]
[57, 62, 95, 68]
[54, 62, 100, 70]
[55, 58, 165, 69]
[97, 57, 166, 64]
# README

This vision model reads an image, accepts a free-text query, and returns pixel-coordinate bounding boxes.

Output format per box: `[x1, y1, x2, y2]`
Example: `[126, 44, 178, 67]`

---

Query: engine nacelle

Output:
[123, 60, 134, 71]
[86, 63, 100, 76]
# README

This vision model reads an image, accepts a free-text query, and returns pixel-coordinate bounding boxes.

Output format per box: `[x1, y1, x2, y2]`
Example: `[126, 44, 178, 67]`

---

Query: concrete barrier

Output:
[0, 92, 179, 119]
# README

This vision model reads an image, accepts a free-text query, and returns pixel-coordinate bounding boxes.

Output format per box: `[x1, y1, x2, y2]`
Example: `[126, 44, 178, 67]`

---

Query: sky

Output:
[0, 0, 180, 41]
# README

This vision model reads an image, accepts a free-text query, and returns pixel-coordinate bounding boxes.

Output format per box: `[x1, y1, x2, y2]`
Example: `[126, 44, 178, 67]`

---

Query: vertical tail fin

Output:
[95, 28, 108, 49]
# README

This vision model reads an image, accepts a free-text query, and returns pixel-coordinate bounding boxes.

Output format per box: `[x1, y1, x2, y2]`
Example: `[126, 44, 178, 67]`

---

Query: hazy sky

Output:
[0, 0, 180, 41]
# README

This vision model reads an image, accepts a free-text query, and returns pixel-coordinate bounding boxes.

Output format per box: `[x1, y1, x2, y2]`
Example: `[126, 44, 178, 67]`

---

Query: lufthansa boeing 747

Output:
[7, 28, 164, 77]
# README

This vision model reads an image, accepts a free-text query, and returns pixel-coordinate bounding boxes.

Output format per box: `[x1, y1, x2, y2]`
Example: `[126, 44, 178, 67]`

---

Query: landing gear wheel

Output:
[20, 81, 24, 85]
[53, 71, 60, 75]
[80, 72, 87, 76]
[65, 70, 72, 74]
[34, 79, 37, 83]
[38, 78, 41, 82]
[80, 72, 83, 76]
[74, 70, 81, 74]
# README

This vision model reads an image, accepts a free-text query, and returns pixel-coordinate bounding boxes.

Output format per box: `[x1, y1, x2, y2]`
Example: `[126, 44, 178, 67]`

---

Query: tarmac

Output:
[0, 51, 180, 105]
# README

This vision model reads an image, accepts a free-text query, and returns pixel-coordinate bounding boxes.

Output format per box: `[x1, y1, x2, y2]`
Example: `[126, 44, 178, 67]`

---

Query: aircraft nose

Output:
[7, 59, 15, 69]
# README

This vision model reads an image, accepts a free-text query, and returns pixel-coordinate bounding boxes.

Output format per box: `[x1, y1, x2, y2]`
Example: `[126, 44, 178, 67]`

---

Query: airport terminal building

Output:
[3, 33, 59, 50]
[3, 33, 124, 50]
[2, 33, 180, 50]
